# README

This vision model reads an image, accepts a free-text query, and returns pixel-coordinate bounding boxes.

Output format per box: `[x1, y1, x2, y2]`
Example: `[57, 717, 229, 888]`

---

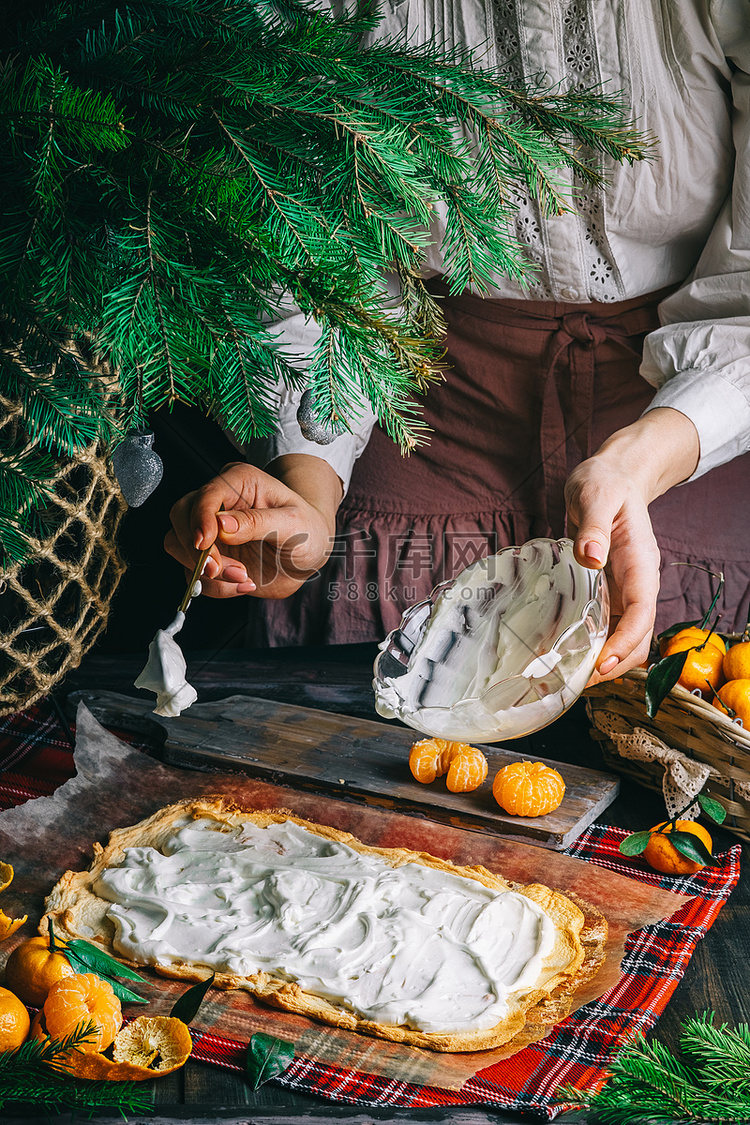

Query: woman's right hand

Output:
[164, 457, 342, 599]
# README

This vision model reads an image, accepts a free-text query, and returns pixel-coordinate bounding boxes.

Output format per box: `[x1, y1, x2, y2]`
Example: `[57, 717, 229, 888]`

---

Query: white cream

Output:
[94, 817, 557, 1034]
[134, 611, 198, 718]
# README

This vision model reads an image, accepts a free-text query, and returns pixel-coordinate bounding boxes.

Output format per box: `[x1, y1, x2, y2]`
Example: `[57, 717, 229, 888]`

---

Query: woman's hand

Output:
[565, 407, 701, 683]
[565, 460, 661, 682]
[164, 456, 342, 599]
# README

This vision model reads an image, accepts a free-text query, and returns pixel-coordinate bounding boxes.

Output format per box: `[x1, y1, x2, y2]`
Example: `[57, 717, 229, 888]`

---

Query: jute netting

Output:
[0, 394, 127, 716]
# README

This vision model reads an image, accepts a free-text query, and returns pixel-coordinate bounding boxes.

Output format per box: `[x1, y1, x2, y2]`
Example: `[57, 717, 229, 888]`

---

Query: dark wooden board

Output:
[69, 689, 619, 849]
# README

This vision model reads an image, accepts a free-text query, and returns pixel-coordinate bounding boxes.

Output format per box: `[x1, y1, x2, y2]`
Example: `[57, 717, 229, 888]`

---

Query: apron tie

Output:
[540, 306, 653, 536]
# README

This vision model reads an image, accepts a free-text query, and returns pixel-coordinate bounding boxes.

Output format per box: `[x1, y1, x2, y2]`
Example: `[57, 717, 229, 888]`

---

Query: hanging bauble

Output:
[111, 431, 164, 507]
[296, 390, 338, 445]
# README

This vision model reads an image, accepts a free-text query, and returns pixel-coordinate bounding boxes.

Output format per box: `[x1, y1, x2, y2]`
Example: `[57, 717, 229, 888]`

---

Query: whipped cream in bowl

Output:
[373, 538, 609, 742]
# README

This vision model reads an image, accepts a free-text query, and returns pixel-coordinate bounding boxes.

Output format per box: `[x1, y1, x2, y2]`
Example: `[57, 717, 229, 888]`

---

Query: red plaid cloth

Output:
[0, 700, 741, 1119]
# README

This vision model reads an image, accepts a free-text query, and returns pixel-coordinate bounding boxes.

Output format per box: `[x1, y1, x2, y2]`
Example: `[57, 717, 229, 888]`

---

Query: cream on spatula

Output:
[134, 546, 211, 717]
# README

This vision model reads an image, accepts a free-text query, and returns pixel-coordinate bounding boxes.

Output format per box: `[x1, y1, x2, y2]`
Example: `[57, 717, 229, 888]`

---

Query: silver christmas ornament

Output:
[296, 389, 338, 445]
[111, 431, 164, 507]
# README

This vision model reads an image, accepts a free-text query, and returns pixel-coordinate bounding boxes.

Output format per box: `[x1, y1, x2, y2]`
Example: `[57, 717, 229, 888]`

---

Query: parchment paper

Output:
[0, 703, 688, 1091]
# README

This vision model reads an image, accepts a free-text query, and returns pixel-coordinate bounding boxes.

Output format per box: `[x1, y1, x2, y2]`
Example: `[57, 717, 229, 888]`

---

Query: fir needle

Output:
[179, 546, 211, 614]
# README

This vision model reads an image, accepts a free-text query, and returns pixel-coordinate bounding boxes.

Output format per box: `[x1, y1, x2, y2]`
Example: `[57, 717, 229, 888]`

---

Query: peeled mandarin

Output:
[409, 739, 488, 793]
[492, 760, 565, 817]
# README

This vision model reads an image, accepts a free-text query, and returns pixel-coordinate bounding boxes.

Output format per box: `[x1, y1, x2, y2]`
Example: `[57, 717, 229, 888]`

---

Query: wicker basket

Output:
[585, 667, 750, 843]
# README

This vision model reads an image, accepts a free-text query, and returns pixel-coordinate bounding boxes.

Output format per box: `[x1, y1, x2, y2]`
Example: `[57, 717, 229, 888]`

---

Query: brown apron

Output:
[249, 288, 750, 646]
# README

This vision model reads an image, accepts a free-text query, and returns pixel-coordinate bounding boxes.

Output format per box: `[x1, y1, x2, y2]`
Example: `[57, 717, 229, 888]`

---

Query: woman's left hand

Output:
[565, 459, 660, 683]
[564, 407, 701, 683]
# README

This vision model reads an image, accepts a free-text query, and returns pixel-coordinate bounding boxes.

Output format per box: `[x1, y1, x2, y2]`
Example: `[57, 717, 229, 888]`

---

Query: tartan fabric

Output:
[0, 699, 741, 1119]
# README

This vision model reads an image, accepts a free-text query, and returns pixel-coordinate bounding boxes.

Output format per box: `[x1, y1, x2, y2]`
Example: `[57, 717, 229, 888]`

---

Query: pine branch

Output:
[1, 359, 116, 454]
[0, 0, 652, 564]
[0, 1025, 153, 1115]
[679, 1012, 750, 1095]
[561, 1016, 750, 1125]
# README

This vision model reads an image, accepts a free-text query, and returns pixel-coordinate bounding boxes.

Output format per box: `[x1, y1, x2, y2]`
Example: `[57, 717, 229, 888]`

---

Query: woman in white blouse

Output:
[166, 0, 750, 680]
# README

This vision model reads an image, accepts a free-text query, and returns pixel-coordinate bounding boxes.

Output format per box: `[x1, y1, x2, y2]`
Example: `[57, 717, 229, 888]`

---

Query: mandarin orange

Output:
[492, 761, 565, 817]
[723, 641, 750, 682]
[663, 627, 726, 656]
[641, 820, 713, 876]
[4, 934, 76, 1007]
[0, 985, 31, 1051]
[409, 738, 452, 784]
[39, 973, 122, 1053]
[663, 635, 725, 695]
[712, 679, 750, 727]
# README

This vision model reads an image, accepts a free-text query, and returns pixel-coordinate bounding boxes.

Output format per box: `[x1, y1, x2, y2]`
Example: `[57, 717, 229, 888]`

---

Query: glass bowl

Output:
[372, 537, 609, 742]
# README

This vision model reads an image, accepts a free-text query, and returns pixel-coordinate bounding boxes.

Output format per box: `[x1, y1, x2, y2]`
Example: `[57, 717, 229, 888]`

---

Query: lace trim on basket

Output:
[489, 0, 624, 302]
[592, 709, 750, 819]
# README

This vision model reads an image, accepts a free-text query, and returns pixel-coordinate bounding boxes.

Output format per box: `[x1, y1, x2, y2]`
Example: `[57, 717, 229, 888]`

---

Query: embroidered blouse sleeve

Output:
[639, 4, 750, 479]
[254, 306, 377, 495]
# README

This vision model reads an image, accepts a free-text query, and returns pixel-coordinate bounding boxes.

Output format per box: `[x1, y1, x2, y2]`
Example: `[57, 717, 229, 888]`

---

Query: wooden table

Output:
[30, 643, 745, 1125]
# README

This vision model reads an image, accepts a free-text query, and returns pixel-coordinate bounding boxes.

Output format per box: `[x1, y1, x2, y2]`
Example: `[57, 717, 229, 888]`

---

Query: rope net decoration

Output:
[0, 394, 127, 716]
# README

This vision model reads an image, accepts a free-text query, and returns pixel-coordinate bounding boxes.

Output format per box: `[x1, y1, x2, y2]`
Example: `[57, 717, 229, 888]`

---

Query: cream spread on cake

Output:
[93, 816, 556, 1034]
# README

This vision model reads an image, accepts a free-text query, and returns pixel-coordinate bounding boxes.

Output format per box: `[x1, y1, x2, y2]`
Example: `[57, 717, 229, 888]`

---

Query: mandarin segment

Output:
[642, 820, 713, 876]
[446, 747, 489, 793]
[409, 739, 488, 793]
[41, 973, 122, 1053]
[492, 761, 565, 817]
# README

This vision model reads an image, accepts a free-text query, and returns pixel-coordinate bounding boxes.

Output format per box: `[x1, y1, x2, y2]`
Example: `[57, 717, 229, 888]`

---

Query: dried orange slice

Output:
[0, 863, 27, 943]
[62, 1017, 193, 1082]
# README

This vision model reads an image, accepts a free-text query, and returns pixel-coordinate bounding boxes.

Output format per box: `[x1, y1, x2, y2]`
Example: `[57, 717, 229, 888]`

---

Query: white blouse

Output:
[260, 0, 750, 488]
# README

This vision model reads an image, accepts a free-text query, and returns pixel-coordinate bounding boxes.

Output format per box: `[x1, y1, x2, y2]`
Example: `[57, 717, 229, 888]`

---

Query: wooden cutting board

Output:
[69, 689, 619, 849]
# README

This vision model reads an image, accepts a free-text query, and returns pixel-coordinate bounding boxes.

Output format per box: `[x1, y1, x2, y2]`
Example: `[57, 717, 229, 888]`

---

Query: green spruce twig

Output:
[0, 0, 652, 565]
[0, 1024, 153, 1115]
[560, 1014, 750, 1124]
